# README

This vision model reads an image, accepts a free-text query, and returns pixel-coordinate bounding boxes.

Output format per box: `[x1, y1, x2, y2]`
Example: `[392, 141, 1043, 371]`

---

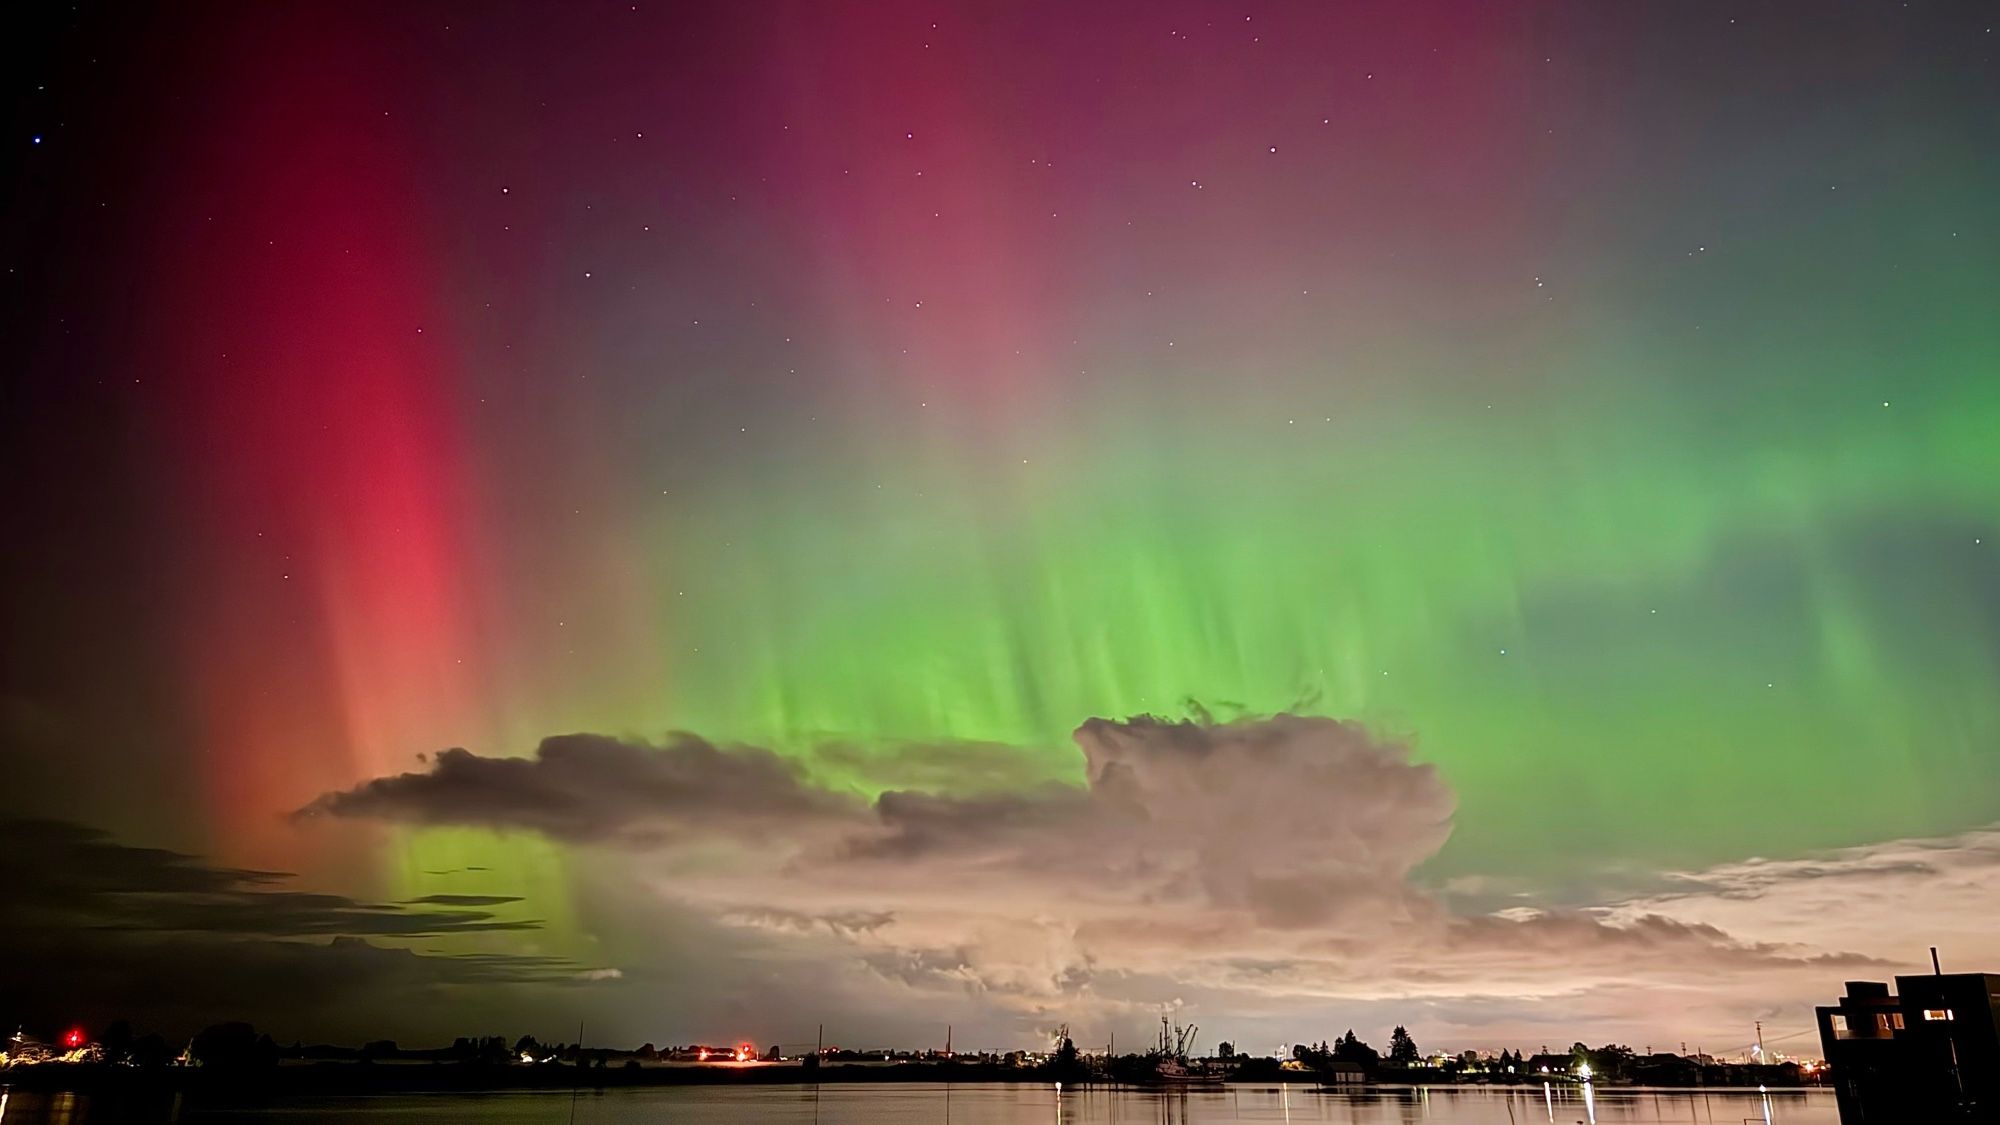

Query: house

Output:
[1524, 1053, 1571, 1077]
[1320, 1060, 1365, 1085]
[1816, 973, 2000, 1122]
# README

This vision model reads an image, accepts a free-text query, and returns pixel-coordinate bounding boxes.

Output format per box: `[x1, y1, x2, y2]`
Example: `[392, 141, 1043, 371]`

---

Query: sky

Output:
[3, 0, 1999, 1058]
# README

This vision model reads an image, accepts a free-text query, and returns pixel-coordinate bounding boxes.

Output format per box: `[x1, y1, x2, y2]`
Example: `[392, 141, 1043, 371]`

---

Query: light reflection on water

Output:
[0, 1084, 1838, 1124]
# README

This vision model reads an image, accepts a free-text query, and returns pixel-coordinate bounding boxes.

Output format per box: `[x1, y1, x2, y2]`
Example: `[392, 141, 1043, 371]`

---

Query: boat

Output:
[1153, 1017, 1224, 1084]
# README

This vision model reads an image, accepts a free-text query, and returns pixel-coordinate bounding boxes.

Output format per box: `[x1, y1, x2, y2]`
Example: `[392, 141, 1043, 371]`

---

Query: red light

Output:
[64, 1028, 85, 1048]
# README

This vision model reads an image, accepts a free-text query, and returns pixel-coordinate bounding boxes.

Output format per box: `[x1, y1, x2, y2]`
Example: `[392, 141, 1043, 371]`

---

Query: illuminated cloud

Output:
[1604, 826, 2000, 974]
[308, 715, 1920, 1044]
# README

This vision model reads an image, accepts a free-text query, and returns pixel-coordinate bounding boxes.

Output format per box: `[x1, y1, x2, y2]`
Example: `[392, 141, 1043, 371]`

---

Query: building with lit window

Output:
[1815, 973, 2000, 1122]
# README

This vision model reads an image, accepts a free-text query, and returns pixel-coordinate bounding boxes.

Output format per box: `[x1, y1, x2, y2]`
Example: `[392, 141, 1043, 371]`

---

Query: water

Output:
[0, 1084, 1838, 1125]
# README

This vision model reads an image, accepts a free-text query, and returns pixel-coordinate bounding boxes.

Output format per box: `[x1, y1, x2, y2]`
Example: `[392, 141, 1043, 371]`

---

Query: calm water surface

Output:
[0, 1084, 1838, 1125]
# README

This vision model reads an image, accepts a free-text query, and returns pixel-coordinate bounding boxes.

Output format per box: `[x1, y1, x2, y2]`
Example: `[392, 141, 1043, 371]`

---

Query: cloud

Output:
[306, 714, 1887, 1047]
[0, 819, 543, 939]
[0, 819, 607, 1040]
[1606, 826, 2000, 970]
[402, 894, 525, 907]
[298, 733, 863, 845]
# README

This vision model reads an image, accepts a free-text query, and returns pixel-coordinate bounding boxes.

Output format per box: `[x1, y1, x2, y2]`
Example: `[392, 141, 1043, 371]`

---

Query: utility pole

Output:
[1755, 1021, 1764, 1062]
[568, 1018, 584, 1125]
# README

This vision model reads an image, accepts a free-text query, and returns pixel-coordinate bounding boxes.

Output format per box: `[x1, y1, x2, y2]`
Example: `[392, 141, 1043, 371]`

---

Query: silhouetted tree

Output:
[1589, 1043, 1635, 1081]
[130, 1033, 172, 1068]
[1333, 1030, 1380, 1072]
[190, 1023, 277, 1069]
[514, 1035, 541, 1058]
[1217, 1041, 1235, 1059]
[453, 1036, 508, 1064]
[99, 1020, 134, 1064]
[1233, 1055, 1283, 1079]
[1388, 1026, 1419, 1065]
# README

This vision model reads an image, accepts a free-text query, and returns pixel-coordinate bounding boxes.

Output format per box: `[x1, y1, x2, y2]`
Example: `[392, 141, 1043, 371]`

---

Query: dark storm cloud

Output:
[0, 819, 541, 939]
[0, 819, 598, 1038]
[299, 732, 864, 843]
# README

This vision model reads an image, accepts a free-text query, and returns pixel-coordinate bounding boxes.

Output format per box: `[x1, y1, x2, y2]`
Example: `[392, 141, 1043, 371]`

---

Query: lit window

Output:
[1924, 1009, 1954, 1022]
[1891, 1013, 1905, 1029]
[1830, 1015, 1848, 1034]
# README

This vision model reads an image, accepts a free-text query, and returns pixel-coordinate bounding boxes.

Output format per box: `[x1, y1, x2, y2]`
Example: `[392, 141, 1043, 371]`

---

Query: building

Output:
[1319, 1060, 1365, 1085]
[1816, 973, 2000, 1122]
[1524, 1053, 1573, 1077]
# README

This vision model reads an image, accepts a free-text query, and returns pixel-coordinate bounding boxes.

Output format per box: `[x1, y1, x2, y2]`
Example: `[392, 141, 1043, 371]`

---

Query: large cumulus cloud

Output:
[304, 715, 1888, 1045]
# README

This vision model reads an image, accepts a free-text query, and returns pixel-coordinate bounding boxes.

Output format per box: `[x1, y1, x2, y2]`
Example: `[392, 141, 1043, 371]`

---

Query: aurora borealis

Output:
[6, 0, 2000, 1051]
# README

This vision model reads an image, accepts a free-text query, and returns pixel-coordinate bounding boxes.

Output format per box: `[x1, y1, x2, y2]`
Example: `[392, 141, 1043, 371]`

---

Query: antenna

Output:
[1932, 946, 1943, 975]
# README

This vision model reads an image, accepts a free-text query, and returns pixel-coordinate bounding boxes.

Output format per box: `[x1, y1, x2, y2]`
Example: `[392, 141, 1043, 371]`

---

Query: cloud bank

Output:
[301, 733, 863, 844]
[0, 819, 603, 1040]
[306, 715, 1906, 1047]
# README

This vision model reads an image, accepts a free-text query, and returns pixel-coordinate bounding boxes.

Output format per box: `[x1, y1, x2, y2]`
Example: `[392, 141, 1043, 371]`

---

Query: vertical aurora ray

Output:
[127, 7, 591, 918]
[145, 11, 484, 859]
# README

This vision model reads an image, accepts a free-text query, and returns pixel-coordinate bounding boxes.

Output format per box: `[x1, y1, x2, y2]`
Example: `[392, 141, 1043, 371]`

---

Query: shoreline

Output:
[0, 1062, 1826, 1099]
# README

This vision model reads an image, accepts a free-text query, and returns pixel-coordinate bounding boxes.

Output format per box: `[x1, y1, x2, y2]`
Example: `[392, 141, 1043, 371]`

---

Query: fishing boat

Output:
[1153, 1016, 1224, 1084]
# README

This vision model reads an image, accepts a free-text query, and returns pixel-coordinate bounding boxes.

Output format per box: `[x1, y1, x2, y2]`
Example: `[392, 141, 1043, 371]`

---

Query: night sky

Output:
[5, 0, 2000, 1055]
